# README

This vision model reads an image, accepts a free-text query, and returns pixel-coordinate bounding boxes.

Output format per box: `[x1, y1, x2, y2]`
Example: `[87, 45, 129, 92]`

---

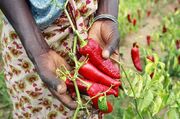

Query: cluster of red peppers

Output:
[62, 2, 121, 114]
[127, 13, 137, 26]
[65, 38, 121, 113]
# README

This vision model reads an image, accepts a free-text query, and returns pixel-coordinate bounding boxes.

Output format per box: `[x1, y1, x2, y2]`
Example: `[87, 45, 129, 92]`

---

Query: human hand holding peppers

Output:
[85, 0, 120, 78]
[0, 0, 77, 110]
[79, 20, 120, 80]
[78, 0, 120, 113]
[88, 20, 120, 61]
[55, 0, 120, 115]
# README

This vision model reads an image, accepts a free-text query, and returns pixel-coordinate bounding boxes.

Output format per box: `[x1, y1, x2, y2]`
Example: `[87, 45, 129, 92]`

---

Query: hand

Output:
[88, 20, 120, 64]
[34, 50, 77, 110]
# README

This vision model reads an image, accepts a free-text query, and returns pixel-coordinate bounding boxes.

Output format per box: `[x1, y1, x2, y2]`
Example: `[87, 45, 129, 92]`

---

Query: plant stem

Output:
[73, 105, 80, 119]
[64, 2, 84, 117]
[64, 4, 87, 47]
[110, 57, 144, 119]
[121, 65, 143, 119]
[73, 36, 77, 54]
[71, 35, 83, 118]
[77, 77, 91, 88]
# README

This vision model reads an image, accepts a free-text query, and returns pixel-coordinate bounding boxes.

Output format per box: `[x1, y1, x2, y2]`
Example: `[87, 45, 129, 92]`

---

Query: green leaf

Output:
[139, 90, 154, 112]
[145, 63, 154, 74]
[135, 78, 143, 98]
[154, 54, 159, 64]
[158, 62, 165, 69]
[168, 108, 179, 119]
[152, 96, 162, 116]
[123, 106, 136, 119]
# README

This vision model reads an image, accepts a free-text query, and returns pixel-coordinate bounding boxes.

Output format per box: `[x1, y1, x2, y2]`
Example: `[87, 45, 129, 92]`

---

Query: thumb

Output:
[102, 31, 120, 59]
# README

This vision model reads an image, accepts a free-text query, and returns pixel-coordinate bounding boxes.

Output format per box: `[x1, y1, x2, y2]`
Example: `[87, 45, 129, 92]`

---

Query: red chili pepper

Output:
[65, 78, 88, 94]
[68, 87, 76, 98]
[79, 61, 121, 89]
[146, 10, 151, 17]
[79, 38, 120, 79]
[162, 25, 167, 33]
[113, 86, 119, 97]
[146, 35, 151, 46]
[127, 14, 132, 23]
[147, 55, 155, 62]
[87, 83, 118, 98]
[150, 72, 154, 79]
[131, 43, 142, 72]
[65, 78, 118, 97]
[176, 40, 180, 49]
[132, 18, 137, 26]
[65, 78, 115, 113]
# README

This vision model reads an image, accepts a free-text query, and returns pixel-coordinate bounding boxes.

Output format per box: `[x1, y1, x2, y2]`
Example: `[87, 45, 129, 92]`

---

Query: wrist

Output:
[93, 14, 118, 24]
[96, 0, 119, 18]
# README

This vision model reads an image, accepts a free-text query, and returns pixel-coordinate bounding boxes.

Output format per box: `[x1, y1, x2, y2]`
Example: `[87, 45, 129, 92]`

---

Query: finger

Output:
[38, 69, 67, 94]
[49, 87, 77, 110]
[102, 27, 120, 59]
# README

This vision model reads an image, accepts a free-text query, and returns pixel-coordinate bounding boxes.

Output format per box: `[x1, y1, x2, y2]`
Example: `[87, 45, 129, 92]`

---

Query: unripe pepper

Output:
[91, 96, 113, 113]
[79, 38, 120, 79]
[131, 43, 142, 72]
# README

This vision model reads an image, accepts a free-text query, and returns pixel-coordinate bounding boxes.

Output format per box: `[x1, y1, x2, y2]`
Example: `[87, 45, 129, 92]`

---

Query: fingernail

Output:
[102, 50, 110, 59]
[57, 85, 66, 94]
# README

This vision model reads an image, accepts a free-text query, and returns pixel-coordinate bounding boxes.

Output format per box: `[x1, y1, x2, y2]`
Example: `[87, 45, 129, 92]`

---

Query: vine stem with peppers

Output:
[63, 0, 99, 118]
[63, 0, 116, 118]
[64, 1, 83, 118]
[63, 0, 142, 118]
[110, 57, 144, 119]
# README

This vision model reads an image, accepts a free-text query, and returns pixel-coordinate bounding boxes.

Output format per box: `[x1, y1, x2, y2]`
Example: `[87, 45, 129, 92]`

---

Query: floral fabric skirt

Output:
[0, 0, 99, 118]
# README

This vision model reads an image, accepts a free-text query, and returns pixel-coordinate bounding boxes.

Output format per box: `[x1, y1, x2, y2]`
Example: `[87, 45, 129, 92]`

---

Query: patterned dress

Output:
[1, 0, 99, 118]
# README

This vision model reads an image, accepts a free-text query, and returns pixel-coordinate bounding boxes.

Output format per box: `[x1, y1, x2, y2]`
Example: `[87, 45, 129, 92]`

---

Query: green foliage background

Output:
[0, 0, 179, 119]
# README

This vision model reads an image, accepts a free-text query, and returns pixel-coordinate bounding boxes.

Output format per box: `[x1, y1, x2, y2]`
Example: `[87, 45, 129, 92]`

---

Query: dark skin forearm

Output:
[0, 0, 49, 60]
[0, 0, 59, 89]
[96, 0, 119, 18]
[0, 1, 77, 109]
